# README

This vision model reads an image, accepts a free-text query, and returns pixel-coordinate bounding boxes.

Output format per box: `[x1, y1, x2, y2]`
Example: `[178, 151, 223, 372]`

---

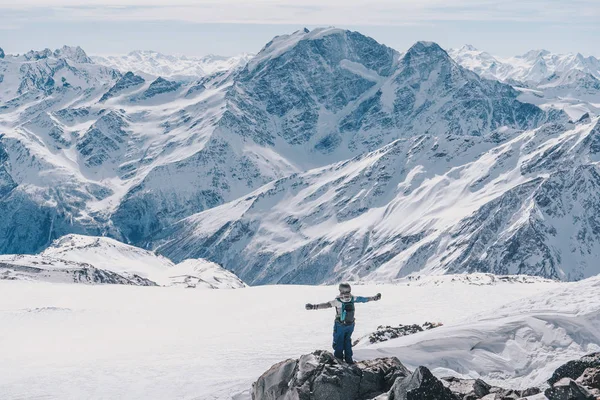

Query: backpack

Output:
[338, 296, 355, 324]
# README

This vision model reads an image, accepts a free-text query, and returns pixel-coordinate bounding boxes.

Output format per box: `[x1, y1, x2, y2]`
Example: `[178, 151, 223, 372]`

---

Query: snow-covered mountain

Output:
[1, 28, 596, 285]
[156, 117, 600, 284]
[448, 45, 600, 83]
[92, 51, 253, 79]
[449, 46, 600, 120]
[0, 44, 244, 253]
[0, 234, 246, 288]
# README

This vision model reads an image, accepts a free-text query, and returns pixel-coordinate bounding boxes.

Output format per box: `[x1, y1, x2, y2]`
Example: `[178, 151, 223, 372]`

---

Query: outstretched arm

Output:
[354, 293, 382, 303]
[305, 300, 334, 310]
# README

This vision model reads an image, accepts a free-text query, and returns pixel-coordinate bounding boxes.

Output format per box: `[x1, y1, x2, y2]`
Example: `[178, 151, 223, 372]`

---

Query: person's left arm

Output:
[354, 293, 382, 303]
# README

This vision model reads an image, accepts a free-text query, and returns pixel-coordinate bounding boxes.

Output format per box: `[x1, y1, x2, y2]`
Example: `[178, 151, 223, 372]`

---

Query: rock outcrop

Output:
[545, 378, 595, 400]
[252, 351, 600, 400]
[389, 366, 458, 400]
[251, 350, 408, 400]
[548, 353, 600, 385]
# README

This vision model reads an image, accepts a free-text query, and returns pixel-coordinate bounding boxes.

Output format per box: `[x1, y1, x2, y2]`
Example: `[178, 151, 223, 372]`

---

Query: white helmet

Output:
[338, 282, 351, 294]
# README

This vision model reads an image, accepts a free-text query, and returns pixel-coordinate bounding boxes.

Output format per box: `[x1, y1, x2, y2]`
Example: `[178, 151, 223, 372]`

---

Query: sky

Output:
[1, 0, 599, 57]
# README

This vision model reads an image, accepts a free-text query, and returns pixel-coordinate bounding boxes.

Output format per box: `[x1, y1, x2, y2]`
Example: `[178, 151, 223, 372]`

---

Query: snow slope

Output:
[41, 234, 176, 284]
[0, 275, 570, 400]
[357, 275, 600, 390]
[1, 234, 246, 288]
[157, 117, 600, 284]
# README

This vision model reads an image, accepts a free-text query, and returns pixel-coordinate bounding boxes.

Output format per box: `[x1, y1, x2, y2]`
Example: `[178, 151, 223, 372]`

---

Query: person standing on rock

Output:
[305, 283, 381, 364]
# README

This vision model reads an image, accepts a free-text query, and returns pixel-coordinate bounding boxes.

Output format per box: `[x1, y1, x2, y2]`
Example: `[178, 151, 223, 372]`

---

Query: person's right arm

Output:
[305, 300, 334, 310]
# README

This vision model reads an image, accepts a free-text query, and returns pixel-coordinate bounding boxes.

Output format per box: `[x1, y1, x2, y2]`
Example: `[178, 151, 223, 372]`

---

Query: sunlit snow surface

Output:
[2, 275, 600, 399]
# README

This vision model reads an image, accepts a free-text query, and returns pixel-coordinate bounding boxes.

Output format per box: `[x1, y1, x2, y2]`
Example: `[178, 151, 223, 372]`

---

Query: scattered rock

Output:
[252, 350, 409, 400]
[544, 377, 595, 400]
[354, 322, 443, 346]
[548, 353, 600, 386]
[389, 366, 458, 400]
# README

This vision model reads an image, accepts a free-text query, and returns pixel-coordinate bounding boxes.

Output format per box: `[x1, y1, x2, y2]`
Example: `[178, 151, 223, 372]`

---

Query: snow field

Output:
[0, 276, 567, 399]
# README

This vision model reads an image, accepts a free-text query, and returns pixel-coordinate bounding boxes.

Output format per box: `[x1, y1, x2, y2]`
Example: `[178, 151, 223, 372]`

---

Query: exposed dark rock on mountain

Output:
[138, 77, 181, 99]
[99, 71, 145, 102]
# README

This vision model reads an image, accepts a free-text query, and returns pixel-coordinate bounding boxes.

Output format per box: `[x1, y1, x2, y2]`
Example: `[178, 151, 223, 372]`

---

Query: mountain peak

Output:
[127, 49, 157, 56]
[403, 41, 450, 64]
[247, 27, 351, 72]
[406, 41, 445, 54]
[24, 48, 52, 61]
[53, 45, 92, 63]
[0, 47, 4, 59]
[519, 49, 551, 60]
[461, 44, 479, 52]
[21, 46, 91, 63]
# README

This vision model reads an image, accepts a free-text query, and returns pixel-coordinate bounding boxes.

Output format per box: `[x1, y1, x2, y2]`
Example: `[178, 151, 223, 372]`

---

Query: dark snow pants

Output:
[333, 321, 355, 363]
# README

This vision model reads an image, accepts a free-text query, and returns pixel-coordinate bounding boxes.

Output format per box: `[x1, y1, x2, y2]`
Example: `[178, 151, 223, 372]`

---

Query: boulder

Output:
[251, 350, 409, 400]
[389, 366, 458, 400]
[576, 367, 600, 390]
[441, 376, 491, 398]
[548, 353, 600, 386]
[518, 387, 541, 397]
[544, 378, 595, 400]
[480, 392, 518, 400]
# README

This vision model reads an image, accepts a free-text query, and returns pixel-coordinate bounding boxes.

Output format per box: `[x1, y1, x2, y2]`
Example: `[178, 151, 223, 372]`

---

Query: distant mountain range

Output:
[448, 45, 600, 83]
[1, 29, 600, 284]
[91, 51, 254, 79]
[448, 45, 600, 119]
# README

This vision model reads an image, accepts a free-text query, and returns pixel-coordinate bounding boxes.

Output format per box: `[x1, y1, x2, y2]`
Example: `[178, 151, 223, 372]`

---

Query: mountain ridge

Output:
[0, 28, 596, 285]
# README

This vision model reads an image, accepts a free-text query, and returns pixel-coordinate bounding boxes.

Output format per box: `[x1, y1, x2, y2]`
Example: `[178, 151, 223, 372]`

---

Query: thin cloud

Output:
[1, 0, 598, 25]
